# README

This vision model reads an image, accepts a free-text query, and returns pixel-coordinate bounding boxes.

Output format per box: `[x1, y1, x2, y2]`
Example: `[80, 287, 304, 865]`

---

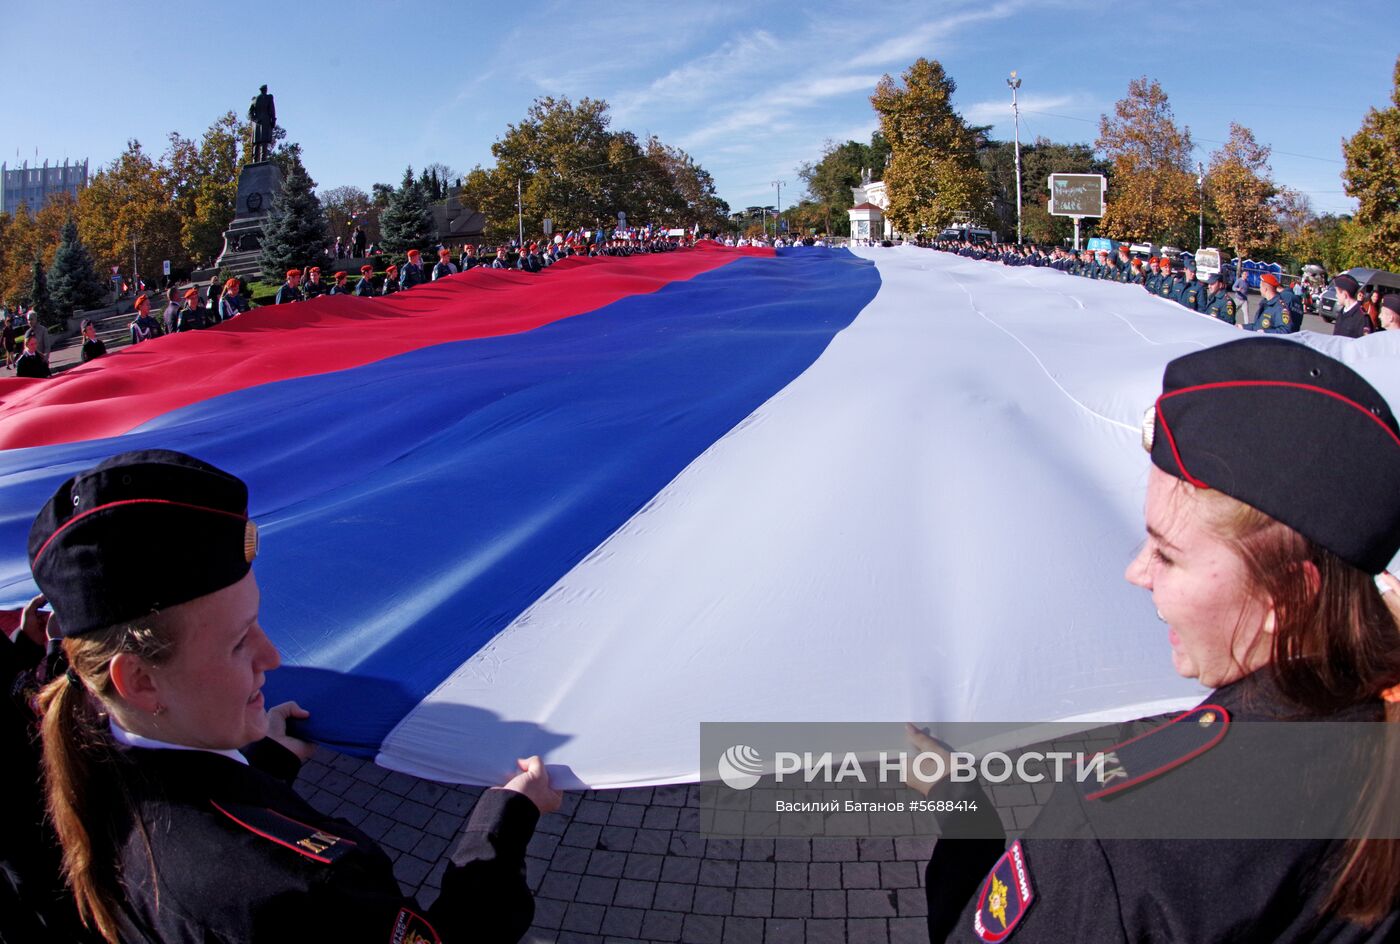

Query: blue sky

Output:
[3, 1, 1395, 218]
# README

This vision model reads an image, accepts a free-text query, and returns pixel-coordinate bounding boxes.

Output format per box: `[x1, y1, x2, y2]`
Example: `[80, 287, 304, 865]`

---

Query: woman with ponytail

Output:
[30, 450, 558, 943]
[917, 337, 1400, 942]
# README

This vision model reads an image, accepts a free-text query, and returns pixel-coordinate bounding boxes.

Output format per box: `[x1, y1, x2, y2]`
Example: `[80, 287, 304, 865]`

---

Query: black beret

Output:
[28, 450, 256, 637]
[1207, 271, 1225, 286]
[1332, 274, 1359, 296]
[1145, 338, 1400, 573]
[1383, 295, 1400, 315]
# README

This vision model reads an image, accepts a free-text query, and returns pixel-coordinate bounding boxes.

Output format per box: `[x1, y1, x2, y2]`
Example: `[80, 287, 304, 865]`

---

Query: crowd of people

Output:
[929, 238, 1400, 338]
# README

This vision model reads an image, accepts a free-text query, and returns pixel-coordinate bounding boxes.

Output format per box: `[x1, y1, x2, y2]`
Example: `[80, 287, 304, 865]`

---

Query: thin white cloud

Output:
[961, 93, 1079, 126]
[847, 1, 1026, 69]
[612, 32, 782, 121]
[678, 74, 882, 149]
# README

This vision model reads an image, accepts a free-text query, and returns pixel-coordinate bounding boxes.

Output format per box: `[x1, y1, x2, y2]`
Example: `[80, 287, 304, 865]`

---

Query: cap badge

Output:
[244, 520, 260, 563]
[1141, 406, 1157, 453]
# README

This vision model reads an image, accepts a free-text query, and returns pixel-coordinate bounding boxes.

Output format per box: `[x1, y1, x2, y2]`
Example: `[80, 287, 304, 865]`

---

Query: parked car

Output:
[1315, 267, 1400, 323]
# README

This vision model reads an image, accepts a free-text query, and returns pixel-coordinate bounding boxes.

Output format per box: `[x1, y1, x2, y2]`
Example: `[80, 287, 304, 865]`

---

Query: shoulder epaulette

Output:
[1079, 704, 1230, 801]
[211, 799, 356, 864]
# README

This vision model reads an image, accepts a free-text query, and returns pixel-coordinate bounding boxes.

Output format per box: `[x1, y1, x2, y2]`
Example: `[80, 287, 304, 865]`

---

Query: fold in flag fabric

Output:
[2, 245, 1398, 789]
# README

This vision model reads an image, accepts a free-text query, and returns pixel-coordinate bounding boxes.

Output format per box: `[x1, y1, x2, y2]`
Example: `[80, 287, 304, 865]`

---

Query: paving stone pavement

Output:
[293, 748, 1051, 944]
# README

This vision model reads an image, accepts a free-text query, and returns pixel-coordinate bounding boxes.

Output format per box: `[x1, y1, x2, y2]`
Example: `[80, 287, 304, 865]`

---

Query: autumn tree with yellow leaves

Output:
[871, 58, 991, 235]
[1206, 123, 1281, 264]
[1096, 77, 1196, 244]
[1343, 55, 1400, 271]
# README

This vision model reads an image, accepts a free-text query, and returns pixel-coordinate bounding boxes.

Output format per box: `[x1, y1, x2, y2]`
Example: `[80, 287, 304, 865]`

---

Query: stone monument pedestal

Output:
[207, 161, 284, 281]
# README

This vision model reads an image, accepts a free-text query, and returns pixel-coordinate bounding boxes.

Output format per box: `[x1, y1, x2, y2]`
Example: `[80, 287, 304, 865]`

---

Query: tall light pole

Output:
[1196, 161, 1205, 250]
[771, 180, 784, 238]
[1008, 71, 1023, 245]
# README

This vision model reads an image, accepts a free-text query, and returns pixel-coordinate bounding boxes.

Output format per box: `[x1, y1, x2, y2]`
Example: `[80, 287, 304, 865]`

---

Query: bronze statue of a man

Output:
[249, 85, 276, 163]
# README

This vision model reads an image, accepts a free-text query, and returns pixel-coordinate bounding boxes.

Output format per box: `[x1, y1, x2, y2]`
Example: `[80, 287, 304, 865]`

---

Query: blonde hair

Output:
[38, 615, 179, 943]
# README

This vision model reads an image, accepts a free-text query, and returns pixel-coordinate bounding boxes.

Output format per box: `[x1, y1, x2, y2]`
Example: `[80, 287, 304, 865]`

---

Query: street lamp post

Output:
[1196, 162, 1205, 250]
[771, 180, 785, 239]
[1008, 71, 1023, 246]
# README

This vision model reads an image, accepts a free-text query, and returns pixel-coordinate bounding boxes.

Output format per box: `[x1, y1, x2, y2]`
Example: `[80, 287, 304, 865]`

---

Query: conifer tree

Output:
[258, 165, 329, 281]
[26, 258, 59, 329]
[49, 218, 108, 317]
[379, 167, 434, 255]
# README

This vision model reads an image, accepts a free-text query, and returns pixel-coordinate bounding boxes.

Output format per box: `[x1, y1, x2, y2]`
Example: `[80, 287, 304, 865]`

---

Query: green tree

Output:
[1342, 55, 1400, 270]
[1206, 123, 1281, 264]
[980, 137, 1109, 244]
[379, 167, 434, 255]
[75, 140, 184, 282]
[321, 185, 374, 245]
[258, 165, 329, 280]
[26, 258, 58, 329]
[1096, 77, 1196, 243]
[871, 59, 991, 234]
[798, 132, 892, 236]
[49, 218, 108, 317]
[166, 112, 244, 268]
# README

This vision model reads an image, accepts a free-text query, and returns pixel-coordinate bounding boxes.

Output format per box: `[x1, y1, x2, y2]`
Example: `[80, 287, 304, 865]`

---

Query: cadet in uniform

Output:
[30, 451, 560, 944]
[381, 264, 400, 296]
[1202, 272, 1237, 324]
[1156, 259, 1179, 300]
[174, 288, 206, 332]
[327, 271, 352, 295]
[432, 248, 458, 281]
[917, 338, 1400, 942]
[302, 266, 326, 299]
[1143, 258, 1161, 295]
[399, 249, 426, 290]
[274, 269, 304, 305]
[1245, 273, 1295, 333]
[354, 264, 375, 297]
[1178, 260, 1206, 312]
[1331, 274, 1371, 338]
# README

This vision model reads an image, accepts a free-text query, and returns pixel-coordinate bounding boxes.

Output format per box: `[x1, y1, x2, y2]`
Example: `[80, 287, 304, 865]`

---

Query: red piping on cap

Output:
[33, 498, 247, 568]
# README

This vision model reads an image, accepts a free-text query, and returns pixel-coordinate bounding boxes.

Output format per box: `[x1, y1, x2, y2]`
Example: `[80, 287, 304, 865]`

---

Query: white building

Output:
[849, 170, 893, 240]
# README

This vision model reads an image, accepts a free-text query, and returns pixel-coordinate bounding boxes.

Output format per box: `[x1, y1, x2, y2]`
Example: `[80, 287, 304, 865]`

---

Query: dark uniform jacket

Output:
[399, 262, 426, 290]
[2, 627, 96, 941]
[355, 276, 376, 297]
[927, 674, 1395, 943]
[274, 282, 304, 305]
[302, 279, 327, 299]
[1247, 294, 1296, 333]
[1333, 302, 1372, 338]
[174, 306, 206, 332]
[80, 337, 107, 363]
[1179, 279, 1206, 312]
[1203, 290, 1237, 325]
[14, 352, 50, 378]
[107, 740, 539, 943]
[381, 278, 400, 296]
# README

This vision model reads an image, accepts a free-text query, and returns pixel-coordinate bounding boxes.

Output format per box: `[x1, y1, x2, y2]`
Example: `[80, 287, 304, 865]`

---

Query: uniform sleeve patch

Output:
[973, 840, 1035, 941]
[391, 907, 441, 944]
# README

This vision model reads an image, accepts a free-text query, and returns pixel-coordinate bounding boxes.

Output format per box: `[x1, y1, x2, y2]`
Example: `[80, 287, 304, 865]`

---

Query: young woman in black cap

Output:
[914, 337, 1400, 941]
[30, 450, 558, 944]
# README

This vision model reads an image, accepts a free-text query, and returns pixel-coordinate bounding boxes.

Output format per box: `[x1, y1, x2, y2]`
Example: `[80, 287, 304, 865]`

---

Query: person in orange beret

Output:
[174, 287, 207, 332]
[432, 248, 458, 282]
[327, 271, 352, 296]
[399, 250, 425, 291]
[302, 265, 326, 299]
[130, 293, 164, 344]
[218, 278, 249, 322]
[275, 269, 304, 306]
[381, 264, 400, 296]
[354, 264, 375, 298]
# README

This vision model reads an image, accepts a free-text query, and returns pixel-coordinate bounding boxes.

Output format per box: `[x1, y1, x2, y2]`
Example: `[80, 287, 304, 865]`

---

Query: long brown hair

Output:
[1194, 486, 1400, 925]
[38, 616, 179, 944]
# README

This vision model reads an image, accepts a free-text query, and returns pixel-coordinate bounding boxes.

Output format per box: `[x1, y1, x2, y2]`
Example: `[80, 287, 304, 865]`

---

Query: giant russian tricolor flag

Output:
[3, 245, 1398, 789]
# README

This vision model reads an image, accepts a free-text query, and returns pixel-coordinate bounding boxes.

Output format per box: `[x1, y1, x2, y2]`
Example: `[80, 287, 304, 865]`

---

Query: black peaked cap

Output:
[28, 450, 255, 636]
[1149, 338, 1400, 574]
